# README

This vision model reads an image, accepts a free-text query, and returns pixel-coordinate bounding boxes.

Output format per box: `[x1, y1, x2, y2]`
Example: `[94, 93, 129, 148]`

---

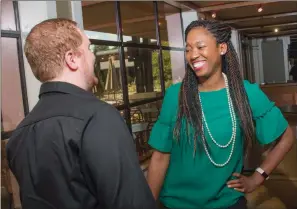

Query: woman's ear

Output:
[219, 43, 228, 55]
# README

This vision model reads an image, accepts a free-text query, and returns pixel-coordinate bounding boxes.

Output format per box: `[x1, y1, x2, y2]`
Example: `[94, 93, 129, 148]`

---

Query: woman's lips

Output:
[193, 61, 206, 71]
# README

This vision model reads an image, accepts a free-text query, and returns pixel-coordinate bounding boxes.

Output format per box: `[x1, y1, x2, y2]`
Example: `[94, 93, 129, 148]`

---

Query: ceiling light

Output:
[274, 28, 279, 33]
[211, 12, 216, 18]
[258, 5, 263, 12]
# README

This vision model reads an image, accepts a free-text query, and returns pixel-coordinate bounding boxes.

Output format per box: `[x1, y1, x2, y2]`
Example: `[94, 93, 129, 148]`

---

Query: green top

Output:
[148, 80, 288, 209]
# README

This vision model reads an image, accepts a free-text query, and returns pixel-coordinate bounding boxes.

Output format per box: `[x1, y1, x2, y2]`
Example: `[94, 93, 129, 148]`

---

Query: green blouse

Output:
[148, 80, 288, 209]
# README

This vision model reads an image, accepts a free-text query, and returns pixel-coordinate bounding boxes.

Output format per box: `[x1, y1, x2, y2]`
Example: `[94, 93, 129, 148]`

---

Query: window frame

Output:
[1, 1, 29, 139]
[88, 1, 186, 132]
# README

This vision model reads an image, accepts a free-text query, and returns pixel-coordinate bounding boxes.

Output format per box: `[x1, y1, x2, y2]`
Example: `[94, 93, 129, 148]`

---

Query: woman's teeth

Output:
[193, 61, 206, 70]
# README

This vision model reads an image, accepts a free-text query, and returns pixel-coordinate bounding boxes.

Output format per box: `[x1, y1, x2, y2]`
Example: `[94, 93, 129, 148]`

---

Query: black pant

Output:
[159, 197, 247, 209]
[226, 197, 247, 209]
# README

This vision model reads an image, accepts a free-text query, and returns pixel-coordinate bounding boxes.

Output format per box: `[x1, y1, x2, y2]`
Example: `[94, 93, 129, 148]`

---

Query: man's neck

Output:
[50, 74, 88, 91]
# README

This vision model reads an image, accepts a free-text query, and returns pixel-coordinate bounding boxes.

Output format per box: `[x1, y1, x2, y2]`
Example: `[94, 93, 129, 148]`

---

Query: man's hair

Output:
[24, 18, 83, 82]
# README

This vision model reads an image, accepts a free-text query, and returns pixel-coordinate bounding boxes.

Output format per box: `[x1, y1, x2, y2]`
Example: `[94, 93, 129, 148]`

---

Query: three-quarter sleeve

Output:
[148, 84, 180, 153]
[245, 81, 288, 145]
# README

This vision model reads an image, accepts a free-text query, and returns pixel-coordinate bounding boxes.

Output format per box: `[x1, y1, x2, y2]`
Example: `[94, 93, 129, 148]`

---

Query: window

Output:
[158, 2, 184, 48]
[82, 1, 186, 161]
[1, 38, 25, 131]
[162, 50, 185, 86]
[120, 2, 157, 44]
[82, 1, 118, 41]
[1, 0, 16, 30]
[125, 48, 162, 102]
[91, 45, 123, 106]
[1, 1, 28, 137]
[131, 101, 162, 162]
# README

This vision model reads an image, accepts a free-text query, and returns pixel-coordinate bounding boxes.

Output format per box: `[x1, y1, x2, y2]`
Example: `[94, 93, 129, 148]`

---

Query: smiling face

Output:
[185, 27, 227, 79]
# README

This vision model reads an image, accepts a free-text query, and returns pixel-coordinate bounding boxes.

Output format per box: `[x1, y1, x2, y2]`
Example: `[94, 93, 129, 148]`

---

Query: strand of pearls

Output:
[199, 73, 236, 167]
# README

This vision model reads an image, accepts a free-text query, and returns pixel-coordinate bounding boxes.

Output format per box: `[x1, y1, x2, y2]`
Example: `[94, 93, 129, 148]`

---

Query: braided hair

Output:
[173, 20, 255, 157]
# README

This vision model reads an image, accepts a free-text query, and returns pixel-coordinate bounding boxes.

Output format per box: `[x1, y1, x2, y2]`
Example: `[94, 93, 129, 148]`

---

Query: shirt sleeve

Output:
[245, 81, 288, 145]
[148, 84, 179, 153]
[81, 105, 157, 209]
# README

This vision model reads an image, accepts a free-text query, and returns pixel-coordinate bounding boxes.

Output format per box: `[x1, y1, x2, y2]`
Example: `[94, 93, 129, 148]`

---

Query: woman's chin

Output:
[194, 68, 208, 77]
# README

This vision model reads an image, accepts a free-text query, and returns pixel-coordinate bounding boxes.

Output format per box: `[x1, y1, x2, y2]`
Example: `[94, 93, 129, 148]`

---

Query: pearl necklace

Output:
[198, 73, 236, 167]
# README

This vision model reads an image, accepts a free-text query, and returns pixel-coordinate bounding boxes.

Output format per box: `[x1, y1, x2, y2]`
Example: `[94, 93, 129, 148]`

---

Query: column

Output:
[18, 1, 57, 110]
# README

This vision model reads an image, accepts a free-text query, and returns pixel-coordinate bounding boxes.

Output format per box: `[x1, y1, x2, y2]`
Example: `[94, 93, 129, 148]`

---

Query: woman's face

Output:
[185, 27, 227, 78]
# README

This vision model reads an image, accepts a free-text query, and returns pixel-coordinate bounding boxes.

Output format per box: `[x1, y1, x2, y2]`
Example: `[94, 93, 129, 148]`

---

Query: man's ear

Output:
[65, 50, 79, 71]
[219, 43, 228, 55]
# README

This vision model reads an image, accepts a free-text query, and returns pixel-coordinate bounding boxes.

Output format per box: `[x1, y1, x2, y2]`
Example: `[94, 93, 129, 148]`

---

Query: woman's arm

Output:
[147, 151, 171, 200]
[228, 126, 295, 192]
[252, 126, 295, 184]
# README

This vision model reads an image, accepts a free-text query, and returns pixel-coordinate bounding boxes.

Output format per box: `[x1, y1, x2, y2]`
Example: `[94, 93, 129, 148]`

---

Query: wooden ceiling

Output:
[182, 1, 297, 39]
[82, 1, 182, 43]
[81, 1, 297, 41]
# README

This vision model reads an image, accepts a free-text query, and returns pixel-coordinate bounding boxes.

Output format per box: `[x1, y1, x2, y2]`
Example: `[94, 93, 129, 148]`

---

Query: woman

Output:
[147, 20, 295, 209]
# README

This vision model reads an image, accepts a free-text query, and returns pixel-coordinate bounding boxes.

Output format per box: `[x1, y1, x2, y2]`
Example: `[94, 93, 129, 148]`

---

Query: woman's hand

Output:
[226, 173, 264, 193]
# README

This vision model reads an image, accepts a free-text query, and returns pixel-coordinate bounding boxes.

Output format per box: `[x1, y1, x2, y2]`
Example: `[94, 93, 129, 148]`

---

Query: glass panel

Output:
[1, 0, 16, 30]
[1, 38, 25, 131]
[90, 45, 124, 106]
[124, 47, 162, 102]
[131, 100, 162, 162]
[82, 1, 118, 41]
[162, 50, 185, 88]
[120, 2, 157, 44]
[158, 2, 183, 47]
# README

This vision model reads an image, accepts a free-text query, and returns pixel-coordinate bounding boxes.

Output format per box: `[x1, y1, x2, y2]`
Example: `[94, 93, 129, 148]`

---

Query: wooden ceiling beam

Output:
[195, 1, 281, 12]
[81, 1, 105, 7]
[180, 1, 200, 10]
[238, 22, 297, 31]
[248, 29, 297, 36]
[249, 33, 297, 38]
[86, 15, 165, 30]
[222, 11, 297, 24]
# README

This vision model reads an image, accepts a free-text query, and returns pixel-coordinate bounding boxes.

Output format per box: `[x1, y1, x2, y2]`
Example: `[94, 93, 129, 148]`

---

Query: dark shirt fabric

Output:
[6, 82, 157, 209]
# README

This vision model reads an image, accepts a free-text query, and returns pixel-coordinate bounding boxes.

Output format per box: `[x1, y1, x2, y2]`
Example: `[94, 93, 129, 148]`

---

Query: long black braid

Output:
[173, 20, 255, 158]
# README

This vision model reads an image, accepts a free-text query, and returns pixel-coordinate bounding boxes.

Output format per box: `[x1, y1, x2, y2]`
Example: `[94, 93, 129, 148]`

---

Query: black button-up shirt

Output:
[6, 82, 157, 209]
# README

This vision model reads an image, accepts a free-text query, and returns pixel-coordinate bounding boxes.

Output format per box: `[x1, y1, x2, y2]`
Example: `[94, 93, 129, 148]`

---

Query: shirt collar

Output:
[39, 81, 96, 99]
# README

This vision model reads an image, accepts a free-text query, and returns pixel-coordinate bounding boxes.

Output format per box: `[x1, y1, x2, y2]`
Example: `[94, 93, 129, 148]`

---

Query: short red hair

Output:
[24, 18, 83, 82]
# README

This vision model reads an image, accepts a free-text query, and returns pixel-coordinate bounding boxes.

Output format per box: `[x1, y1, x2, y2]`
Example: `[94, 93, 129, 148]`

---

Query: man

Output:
[6, 18, 157, 209]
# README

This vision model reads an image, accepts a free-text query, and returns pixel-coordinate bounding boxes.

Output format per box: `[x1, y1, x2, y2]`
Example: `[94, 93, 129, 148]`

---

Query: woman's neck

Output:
[198, 71, 225, 92]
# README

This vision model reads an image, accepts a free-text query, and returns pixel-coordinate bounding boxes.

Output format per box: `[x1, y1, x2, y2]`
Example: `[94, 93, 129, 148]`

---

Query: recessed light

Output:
[258, 5, 263, 12]
[211, 12, 216, 18]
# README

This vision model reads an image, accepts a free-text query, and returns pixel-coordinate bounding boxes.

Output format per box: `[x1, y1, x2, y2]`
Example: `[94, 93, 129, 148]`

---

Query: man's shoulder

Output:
[85, 99, 124, 123]
[87, 99, 120, 115]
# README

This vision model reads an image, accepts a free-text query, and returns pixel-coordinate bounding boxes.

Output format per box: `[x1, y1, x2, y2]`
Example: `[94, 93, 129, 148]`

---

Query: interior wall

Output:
[251, 36, 291, 84]
[18, 1, 57, 110]
[262, 39, 286, 83]
[18, 1, 85, 111]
